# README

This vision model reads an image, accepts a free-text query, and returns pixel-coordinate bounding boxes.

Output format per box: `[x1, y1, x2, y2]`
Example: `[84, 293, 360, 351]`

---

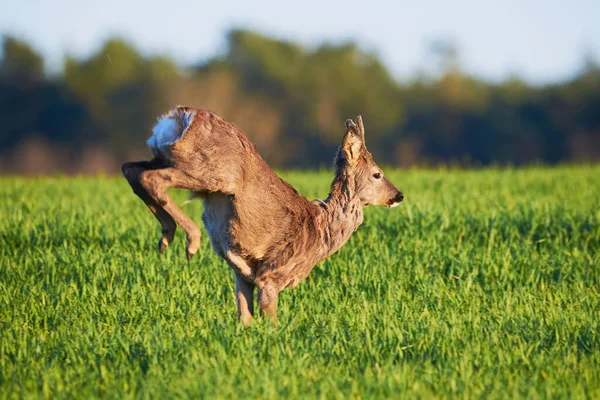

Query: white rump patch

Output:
[147, 108, 196, 150]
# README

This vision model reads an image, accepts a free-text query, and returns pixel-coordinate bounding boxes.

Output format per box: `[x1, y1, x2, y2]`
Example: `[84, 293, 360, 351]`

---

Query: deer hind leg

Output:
[121, 160, 177, 253]
[257, 284, 280, 324]
[138, 167, 204, 262]
[234, 272, 255, 326]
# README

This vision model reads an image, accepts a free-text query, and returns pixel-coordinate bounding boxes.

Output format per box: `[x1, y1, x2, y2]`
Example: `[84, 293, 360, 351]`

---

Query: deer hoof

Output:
[186, 249, 197, 262]
[240, 315, 254, 327]
[158, 237, 169, 254]
[185, 236, 200, 262]
[157, 228, 175, 254]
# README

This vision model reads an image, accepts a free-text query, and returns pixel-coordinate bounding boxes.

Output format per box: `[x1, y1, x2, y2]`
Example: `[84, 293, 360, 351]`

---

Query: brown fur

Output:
[122, 107, 403, 324]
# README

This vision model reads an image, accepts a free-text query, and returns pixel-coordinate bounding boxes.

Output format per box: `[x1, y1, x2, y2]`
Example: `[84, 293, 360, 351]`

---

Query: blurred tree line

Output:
[0, 30, 598, 174]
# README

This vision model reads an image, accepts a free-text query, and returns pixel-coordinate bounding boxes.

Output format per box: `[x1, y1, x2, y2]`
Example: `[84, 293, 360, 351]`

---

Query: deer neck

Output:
[320, 172, 364, 255]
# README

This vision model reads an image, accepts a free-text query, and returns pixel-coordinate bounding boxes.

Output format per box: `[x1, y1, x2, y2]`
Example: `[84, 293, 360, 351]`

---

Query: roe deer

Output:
[122, 107, 403, 324]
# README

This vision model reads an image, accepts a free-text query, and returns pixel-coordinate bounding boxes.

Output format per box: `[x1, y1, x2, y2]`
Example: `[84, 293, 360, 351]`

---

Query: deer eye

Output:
[373, 173, 382, 179]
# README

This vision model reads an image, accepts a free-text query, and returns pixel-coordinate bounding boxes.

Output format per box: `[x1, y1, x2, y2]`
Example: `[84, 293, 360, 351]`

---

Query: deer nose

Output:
[395, 192, 404, 203]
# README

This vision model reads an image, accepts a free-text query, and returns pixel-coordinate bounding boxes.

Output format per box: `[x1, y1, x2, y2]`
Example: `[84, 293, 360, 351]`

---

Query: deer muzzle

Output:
[387, 191, 404, 208]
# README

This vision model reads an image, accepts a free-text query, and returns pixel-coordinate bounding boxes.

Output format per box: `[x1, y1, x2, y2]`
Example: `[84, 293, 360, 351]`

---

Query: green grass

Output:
[1, 166, 599, 399]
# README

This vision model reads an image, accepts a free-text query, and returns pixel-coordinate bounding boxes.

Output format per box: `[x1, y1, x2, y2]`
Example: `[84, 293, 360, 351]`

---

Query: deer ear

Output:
[356, 115, 365, 140]
[342, 118, 364, 163]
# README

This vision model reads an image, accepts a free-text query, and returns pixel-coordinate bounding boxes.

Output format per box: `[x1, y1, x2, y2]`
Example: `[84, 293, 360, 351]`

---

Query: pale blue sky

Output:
[1, 0, 599, 83]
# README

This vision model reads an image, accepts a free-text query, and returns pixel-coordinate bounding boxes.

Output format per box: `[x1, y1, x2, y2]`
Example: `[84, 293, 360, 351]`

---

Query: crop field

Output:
[1, 166, 599, 398]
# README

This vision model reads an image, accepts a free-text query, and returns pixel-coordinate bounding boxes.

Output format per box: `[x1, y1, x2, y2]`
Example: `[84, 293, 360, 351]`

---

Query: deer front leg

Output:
[234, 273, 255, 326]
[121, 160, 177, 253]
[139, 168, 202, 262]
[257, 284, 279, 324]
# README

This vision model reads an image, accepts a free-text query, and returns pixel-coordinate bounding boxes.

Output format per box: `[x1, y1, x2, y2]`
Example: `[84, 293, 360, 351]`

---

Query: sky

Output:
[1, 0, 599, 84]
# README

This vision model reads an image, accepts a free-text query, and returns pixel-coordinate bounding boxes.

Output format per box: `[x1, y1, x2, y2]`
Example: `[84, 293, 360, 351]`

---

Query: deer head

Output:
[334, 116, 404, 208]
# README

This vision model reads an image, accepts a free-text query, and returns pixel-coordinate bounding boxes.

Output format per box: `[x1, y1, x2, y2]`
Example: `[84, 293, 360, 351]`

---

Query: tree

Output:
[0, 36, 44, 82]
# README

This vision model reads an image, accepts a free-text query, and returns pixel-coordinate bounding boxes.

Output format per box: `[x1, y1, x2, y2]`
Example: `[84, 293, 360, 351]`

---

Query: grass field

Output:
[1, 166, 599, 398]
